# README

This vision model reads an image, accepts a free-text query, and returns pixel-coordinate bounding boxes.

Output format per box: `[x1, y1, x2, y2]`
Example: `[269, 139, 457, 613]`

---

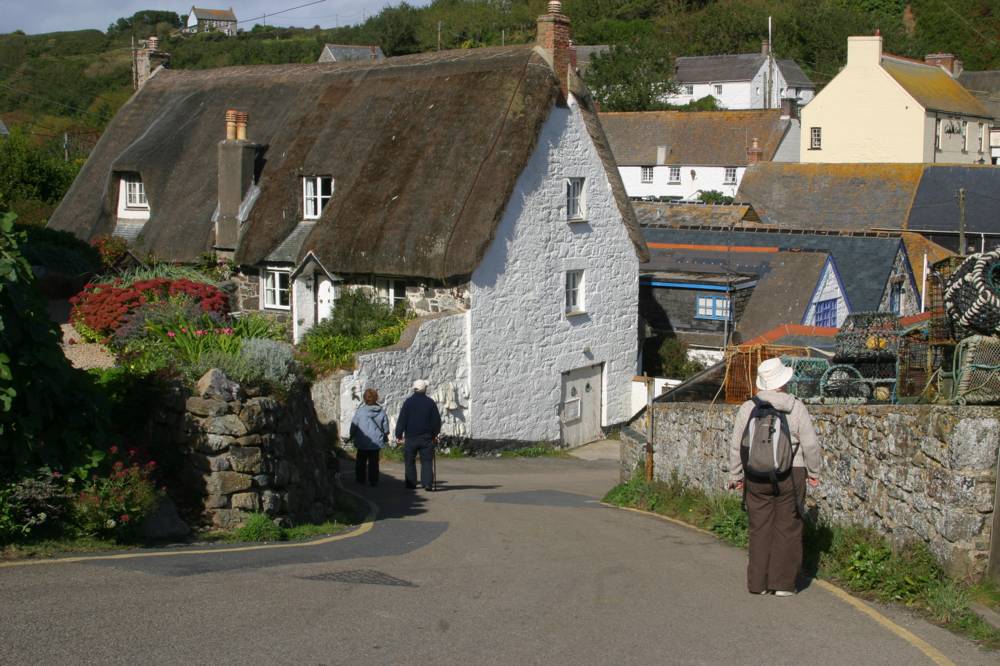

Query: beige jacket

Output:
[728, 390, 821, 484]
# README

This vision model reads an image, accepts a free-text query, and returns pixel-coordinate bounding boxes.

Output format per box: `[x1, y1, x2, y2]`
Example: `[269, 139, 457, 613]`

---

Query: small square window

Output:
[263, 269, 291, 309]
[566, 177, 585, 221]
[815, 298, 838, 327]
[684, 84, 693, 95]
[714, 84, 723, 96]
[565, 270, 585, 314]
[724, 167, 737, 184]
[695, 295, 730, 320]
[640, 167, 654, 184]
[303, 176, 333, 220]
[810, 127, 822, 150]
[668, 166, 681, 184]
[124, 175, 148, 209]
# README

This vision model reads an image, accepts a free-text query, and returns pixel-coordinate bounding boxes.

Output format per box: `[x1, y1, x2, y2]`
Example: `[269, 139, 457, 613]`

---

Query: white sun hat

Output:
[412, 379, 429, 392]
[755, 358, 794, 391]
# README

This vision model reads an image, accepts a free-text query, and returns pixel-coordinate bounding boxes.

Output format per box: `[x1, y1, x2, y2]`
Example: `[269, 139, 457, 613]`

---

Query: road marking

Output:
[601, 502, 957, 666]
[0, 484, 379, 570]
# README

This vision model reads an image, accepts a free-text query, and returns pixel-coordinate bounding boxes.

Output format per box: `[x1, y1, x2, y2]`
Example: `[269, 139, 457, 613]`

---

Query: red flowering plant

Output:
[71, 445, 162, 542]
[91, 236, 129, 270]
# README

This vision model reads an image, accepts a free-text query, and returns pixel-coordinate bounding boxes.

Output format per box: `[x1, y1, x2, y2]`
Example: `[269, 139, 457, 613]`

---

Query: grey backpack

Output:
[740, 396, 798, 493]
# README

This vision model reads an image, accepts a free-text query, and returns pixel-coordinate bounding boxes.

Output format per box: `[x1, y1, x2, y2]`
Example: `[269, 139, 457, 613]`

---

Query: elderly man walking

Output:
[395, 379, 442, 491]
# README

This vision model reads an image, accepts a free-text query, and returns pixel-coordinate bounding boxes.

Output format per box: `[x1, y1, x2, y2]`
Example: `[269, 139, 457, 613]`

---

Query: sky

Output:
[0, 0, 430, 35]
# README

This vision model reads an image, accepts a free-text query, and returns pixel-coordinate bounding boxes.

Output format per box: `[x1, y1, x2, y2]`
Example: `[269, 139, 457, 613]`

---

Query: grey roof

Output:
[266, 221, 314, 263]
[907, 166, 1000, 235]
[674, 53, 767, 83]
[641, 226, 907, 312]
[319, 44, 385, 63]
[776, 59, 813, 88]
[735, 251, 830, 341]
[633, 201, 760, 227]
[190, 7, 237, 21]
[957, 70, 1000, 122]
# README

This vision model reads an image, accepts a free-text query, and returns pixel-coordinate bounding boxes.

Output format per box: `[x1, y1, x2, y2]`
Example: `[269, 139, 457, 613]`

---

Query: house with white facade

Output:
[664, 42, 815, 110]
[601, 109, 799, 200]
[184, 7, 237, 36]
[318, 44, 385, 63]
[801, 35, 992, 163]
[49, 2, 648, 449]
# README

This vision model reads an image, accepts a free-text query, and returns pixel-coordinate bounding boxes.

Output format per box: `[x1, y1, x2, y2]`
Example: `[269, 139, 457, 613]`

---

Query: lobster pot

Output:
[928, 256, 964, 343]
[820, 364, 870, 401]
[782, 356, 830, 400]
[944, 251, 1000, 338]
[953, 335, 1000, 405]
[834, 312, 901, 361]
[896, 333, 930, 401]
[853, 358, 898, 380]
[723, 345, 808, 404]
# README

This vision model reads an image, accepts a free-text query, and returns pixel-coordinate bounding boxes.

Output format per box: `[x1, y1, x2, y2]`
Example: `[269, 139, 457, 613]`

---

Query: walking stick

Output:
[432, 437, 438, 491]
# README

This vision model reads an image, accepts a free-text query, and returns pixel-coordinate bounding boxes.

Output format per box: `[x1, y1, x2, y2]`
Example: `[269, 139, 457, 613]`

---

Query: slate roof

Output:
[641, 226, 906, 313]
[633, 201, 760, 228]
[266, 222, 315, 263]
[48, 46, 647, 278]
[735, 251, 830, 341]
[881, 55, 990, 118]
[190, 7, 236, 21]
[957, 70, 1000, 121]
[673, 53, 814, 88]
[736, 163, 1000, 234]
[319, 44, 385, 63]
[600, 110, 790, 166]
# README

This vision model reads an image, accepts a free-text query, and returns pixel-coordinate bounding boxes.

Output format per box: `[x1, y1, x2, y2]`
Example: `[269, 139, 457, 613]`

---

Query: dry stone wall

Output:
[621, 402, 1000, 578]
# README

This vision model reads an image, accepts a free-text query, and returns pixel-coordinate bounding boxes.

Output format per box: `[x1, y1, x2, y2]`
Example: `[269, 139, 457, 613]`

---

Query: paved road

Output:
[0, 456, 993, 665]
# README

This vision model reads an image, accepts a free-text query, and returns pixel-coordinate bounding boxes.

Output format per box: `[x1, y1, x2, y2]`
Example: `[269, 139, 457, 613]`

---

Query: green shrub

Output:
[306, 289, 407, 338]
[72, 451, 161, 542]
[108, 263, 217, 288]
[658, 337, 706, 380]
[240, 338, 297, 388]
[16, 223, 101, 276]
[0, 470, 72, 543]
[235, 512, 285, 542]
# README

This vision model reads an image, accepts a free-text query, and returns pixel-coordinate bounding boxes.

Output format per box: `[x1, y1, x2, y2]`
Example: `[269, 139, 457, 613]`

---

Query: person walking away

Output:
[349, 388, 389, 486]
[728, 358, 820, 596]
[394, 379, 441, 491]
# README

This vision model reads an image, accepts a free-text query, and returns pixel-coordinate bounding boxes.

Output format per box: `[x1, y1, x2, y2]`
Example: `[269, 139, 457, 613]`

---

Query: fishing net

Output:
[722, 344, 808, 404]
[781, 356, 830, 400]
[944, 250, 1000, 337]
[819, 364, 871, 401]
[834, 312, 900, 361]
[952, 335, 1000, 405]
[928, 256, 964, 343]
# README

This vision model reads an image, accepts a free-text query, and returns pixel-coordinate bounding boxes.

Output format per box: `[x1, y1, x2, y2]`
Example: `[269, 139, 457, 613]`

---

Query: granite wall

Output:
[621, 402, 1000, 578]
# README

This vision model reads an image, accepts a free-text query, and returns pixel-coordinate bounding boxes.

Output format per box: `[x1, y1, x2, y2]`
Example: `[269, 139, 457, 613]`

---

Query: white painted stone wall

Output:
[337, 312, 470, 442]
[618, 165, 743, 200]
[469, 94, 640, 443]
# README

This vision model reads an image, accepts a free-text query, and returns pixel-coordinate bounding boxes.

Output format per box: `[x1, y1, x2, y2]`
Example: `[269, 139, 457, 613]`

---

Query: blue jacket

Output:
[394, 392, 441, 440]
[350, 404, 389, 450]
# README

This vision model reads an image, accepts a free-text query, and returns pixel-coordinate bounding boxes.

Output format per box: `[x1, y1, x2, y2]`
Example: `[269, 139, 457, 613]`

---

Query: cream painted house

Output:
[801, 35, 992, 163]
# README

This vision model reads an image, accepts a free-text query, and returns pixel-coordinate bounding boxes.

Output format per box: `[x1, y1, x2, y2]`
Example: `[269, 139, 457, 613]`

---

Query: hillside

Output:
[2, 0, 999, 224]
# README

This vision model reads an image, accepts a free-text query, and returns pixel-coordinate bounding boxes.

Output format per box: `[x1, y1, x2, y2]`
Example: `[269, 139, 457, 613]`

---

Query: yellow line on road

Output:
[601, 502, 956, 666]
[0, 486, 379, 570]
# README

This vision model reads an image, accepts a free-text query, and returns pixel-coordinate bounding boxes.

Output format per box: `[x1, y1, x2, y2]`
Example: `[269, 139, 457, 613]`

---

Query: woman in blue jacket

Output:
[349, 388, 389, 486]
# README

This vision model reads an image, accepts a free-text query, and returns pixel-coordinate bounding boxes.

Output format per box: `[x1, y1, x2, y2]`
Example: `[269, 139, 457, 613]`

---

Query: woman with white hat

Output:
[727, 357, 821, 597]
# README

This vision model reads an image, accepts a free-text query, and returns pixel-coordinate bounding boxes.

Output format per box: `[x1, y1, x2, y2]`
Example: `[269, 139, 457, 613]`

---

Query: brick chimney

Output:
[925, 53, 963, 78]
[134, 36, 170, 90]
[747, 137, 763, 165]
[216, 109, 257, 257]
[537, 0, 573, 99]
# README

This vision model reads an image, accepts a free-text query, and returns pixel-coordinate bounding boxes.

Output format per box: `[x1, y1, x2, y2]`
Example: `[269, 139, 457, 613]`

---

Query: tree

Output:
[658, 337, 705, 380]
[584, 30, 676, 111]
[698, 190, 734, 204]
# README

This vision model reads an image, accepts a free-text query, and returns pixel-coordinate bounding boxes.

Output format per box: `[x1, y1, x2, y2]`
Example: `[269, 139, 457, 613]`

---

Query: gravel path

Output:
[60, 323, 115, 370]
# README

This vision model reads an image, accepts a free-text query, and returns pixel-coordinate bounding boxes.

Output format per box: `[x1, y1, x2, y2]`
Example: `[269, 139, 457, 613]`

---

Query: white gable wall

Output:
[469, 95, 640, 442]
[801, 258, 849, 327]
[618, 165, 743, 200]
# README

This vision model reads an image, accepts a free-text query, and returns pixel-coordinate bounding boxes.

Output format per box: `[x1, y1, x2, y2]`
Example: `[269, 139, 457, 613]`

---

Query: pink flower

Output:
[51, 471, 62, 478]
[119, 514, 130, 523]
[181, 327, 187, 333]
[167, 331, 176, 338]
[195, 330, 205, 336]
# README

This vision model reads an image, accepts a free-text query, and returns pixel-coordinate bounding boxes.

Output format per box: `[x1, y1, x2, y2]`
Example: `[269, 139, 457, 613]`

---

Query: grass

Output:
[603, 473, 1000, 650]
[1, 535, 122, 560]
[377, 445, 467, 463]
[499, 444, 571, 459]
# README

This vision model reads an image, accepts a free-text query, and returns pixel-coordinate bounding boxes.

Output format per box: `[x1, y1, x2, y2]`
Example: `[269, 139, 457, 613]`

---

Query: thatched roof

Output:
[50, 46, 646, 279]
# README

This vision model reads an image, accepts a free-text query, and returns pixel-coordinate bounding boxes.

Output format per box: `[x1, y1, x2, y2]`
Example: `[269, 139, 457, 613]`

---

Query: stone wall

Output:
[621, 402, 1000, 578]
[163, 370, 338, 529]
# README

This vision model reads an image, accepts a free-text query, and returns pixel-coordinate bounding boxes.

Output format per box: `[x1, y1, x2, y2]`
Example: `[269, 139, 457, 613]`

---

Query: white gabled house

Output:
[49, 2, 648, 449]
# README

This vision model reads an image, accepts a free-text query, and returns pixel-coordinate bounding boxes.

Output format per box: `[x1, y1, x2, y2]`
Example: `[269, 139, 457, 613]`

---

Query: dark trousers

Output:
[355, 449, 380, 485]
[404, 435, 434, 489]
[745, 467, 806, 594]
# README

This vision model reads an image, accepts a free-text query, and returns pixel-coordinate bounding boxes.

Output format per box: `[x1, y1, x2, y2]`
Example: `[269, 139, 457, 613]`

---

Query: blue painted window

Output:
[889, 283, 903, 315]
[695, 295, 730, 321]
[815, 298, 838, 327]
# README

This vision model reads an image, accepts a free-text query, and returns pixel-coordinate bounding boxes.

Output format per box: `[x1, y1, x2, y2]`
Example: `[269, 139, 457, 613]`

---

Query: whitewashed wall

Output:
[469, 95, 640, 443]
[802, 258, 849, 327]
[618, 165, 743, 200]
[337, 312, 470, 441]
[665, 63, 813, 110]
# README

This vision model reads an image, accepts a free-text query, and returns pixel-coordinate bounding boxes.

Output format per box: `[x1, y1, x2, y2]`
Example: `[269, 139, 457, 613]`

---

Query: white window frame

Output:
[371, 277, 409, 309]
[565, 270, 585, 315]
[713, 84, 723, 96]
[640, 166, 654, 184]
[261, 267, 291, 310]
[694, 295, 730, 321]
[980, 123, 987, 153]
[683, 84, 693, 95]
[123, 175, 148, 209]
[935, 119, 942, 150]
[724, 167, 737, 185]
[962, 120, 969, 152]
[668, 166, 681, 184]
[303, 175, 333, 220]
[566, 177, 586, 221]
[810, 127, 822, 150]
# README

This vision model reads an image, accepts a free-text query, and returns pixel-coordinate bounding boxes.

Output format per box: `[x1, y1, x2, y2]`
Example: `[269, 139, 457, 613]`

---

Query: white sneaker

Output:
[774, 590, 795, 597]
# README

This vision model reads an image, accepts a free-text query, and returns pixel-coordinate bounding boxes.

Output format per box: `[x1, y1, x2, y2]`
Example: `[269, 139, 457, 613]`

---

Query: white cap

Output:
[412, 379, 428, 392]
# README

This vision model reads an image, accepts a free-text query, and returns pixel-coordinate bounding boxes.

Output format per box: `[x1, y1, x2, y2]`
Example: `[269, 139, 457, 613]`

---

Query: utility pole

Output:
[644, 374, 654, 482]
[437, 21, 442, 51]
[63, 132, 68, 162]
[766, 16, 774, 109]
[502, 29, 505, 46]
[958, 187, 967, 255]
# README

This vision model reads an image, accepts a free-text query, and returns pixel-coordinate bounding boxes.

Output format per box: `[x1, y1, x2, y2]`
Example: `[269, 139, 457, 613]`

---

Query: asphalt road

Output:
[0, 456, 993, 665]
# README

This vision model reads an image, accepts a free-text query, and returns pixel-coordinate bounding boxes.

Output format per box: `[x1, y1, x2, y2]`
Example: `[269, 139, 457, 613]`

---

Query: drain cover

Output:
[300, 569, 417, 587]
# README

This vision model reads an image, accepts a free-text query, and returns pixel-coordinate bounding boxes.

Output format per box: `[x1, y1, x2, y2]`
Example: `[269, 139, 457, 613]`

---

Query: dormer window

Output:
[303, 176, 333, 220]
[124, 175, 148, 209]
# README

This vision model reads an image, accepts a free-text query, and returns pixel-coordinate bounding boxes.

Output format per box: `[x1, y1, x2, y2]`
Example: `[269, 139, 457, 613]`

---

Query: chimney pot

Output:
[747, 137, 764, 165]
[225, 109, 238, 141]
[761, 39, 770, 56]
[147, 36, 159, 52]
[235, 111, 248, 141]
[547, 0, 562, 13]
[537, 1, 572, 99]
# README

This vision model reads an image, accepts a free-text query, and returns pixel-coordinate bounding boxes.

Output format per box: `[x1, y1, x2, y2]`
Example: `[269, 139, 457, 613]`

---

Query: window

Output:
[714, 84, 723, 96]
[935, 119, 942, 150]
[303, 176, 333, 220]
[640, 167, 654, 184]
[262, 269, 291, 309]
[810, 127, 822, 150]
[889, 282, 903, 315]
[372, 278, 409, 309]
[668, 166, 681, 184]
[815, 298, 838, 327]
[962, 120, 969, 151]
[566, 177, 585, 220]
[724, 167, 737, 184]
[980, 123, 986, 153]
[124, 176, 148, 209]
[565, 270, 585, 314]
[695, 295, 730, 321]
[684, 84, 693, 95]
